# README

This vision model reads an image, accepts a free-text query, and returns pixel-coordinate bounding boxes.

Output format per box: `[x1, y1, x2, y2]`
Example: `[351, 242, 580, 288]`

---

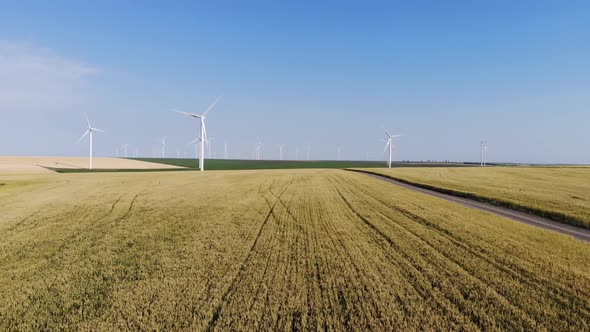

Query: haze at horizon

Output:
[1, 1, 589, 164]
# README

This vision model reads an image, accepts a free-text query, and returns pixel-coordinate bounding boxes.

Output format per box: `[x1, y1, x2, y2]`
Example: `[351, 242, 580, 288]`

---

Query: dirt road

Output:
[357, 171, 590, 242]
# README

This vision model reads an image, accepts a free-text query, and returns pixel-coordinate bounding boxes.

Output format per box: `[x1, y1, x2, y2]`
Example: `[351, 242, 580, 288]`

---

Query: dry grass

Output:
[359, 166, 590, 228]
[0, 169, 588, 330]
[0, 156, 183, 173]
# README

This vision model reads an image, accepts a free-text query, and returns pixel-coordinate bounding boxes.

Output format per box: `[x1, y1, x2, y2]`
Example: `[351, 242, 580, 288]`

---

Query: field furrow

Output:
[0, 169, 588, 330]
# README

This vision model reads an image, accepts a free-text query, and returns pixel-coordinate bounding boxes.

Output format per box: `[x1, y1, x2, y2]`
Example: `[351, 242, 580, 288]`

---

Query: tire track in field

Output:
[206, 176, 295, 331]
[339, 172, 590, 310]
[355, 170, 590, 242]
[329, 174, 537, 329]
[325, 175, 478, 329]
[307, 177, 399, 329]
[264, 177, 303, 329]
[333, 173, 590, 327]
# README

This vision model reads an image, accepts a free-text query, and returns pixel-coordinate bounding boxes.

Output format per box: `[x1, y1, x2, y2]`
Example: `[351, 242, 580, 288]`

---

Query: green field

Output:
[358, 167, 590, 229]
[0, 169, 588, 330]
[128, 158, 472, 171]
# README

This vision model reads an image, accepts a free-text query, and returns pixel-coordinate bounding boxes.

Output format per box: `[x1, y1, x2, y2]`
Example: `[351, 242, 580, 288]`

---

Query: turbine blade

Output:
[383, 128, 391, 137]
[77, 130, 90, 143]
[84, 113, 91, 128]
[171, 109, 201, 118]
[201, 121, 208, 142]
[202, 95, 222, 117]
[91, 127, 105, 133]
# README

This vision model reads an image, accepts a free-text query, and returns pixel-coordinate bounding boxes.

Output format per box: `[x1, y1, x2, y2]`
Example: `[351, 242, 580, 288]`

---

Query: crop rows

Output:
[359, 166, 590, 228]
[0, 170, 588, 330]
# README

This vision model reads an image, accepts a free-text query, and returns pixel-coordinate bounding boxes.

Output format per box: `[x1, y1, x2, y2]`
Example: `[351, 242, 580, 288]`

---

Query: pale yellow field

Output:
[0, 156, 183, 173]
[0, 169, 588, 330]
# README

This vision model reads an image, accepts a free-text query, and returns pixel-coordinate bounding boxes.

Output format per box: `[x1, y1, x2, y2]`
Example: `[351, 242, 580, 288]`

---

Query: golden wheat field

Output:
[0, 169, 589, 331]
[360, 166, 590, 228]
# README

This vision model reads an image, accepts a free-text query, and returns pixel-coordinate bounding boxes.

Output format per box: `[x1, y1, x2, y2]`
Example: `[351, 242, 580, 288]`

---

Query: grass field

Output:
[0, 169, 588, 330]
[128, 158, 471, 171]
[358, 167, 590, 229]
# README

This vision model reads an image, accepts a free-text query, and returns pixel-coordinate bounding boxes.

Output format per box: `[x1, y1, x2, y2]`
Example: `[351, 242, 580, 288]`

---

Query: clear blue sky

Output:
[1, 1, 589, 163]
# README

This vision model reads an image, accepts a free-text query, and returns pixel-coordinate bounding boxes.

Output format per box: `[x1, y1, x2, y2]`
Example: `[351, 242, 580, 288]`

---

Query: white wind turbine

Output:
[384, 129, 403, 168]
[255, 141, 263, 160]
[172, 96, 222, 171]
[122, 144, 129, 158]
[279, 144, 286, 160]
[77, 113, 104, 170]
[161, 137, 166, 158]
[207, 137, 214, 159]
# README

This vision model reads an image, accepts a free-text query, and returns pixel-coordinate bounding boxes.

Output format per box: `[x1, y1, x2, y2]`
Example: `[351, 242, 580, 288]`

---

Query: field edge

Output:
[348, 168, 590, 230]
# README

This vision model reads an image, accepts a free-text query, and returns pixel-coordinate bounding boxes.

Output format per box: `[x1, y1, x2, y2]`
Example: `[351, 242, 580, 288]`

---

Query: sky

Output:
[1, 1, 589, 164]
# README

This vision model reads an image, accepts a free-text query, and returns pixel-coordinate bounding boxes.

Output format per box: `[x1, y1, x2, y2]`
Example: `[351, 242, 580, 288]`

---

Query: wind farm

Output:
[1, 2, 590, 331]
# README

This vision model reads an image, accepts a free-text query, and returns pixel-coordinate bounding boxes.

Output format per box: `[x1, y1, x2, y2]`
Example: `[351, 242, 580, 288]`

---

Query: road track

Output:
[354, 171, 590, 243]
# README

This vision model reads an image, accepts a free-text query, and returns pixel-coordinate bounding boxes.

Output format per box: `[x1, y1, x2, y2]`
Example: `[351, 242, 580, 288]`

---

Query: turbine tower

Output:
[480, 140, 488, 167]
[122, 144, 129, 158]
[172, 96, 222, 171]
[384, 129, 403, 168]
[224, 142, 228, 159]
[279, 144, 286, 161]
[207, 137, 214, 159]
[306, 145, 311, 161]
[77, 113, 104, 170]
[161, 137, 166, 158]
[337, 147, 342, 161]
[255, 141, 263, 160]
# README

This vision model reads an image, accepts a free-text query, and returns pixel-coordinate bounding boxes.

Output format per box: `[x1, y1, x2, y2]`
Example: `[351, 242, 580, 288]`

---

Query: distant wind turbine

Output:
[306, 145, 311, 161]
[172, 95, 222, 171]
[480, 140, 488, 167]
[161, 137, 166, 158]
[384, 129, 403, 168]
[77, 113, 104, 170]
[207, 137, 214, 159]
[337, 147, 342, 161]
[279, 144, 286, 161]
[255, 141, 263, 160]
[122, 144, 129, 158]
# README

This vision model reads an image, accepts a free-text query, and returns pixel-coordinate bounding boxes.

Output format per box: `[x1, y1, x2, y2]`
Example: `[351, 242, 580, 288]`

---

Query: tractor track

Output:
[351, 170, 590, 242]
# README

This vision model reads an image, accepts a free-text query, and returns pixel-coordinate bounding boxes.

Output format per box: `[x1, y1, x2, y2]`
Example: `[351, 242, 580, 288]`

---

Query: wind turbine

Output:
[306, 145, 311, 161]
[480, 140, 488, 167]
[255, 141, 263, 160]
[279, 144, 286, 161]
[77, 113, 104, 170]
[337, 147, 342, 161]
[189, 136, 200, 159]
[224, 141, 228, 159]
[172, 96, 222, 171]
[384, 129, 403, 168]
[122, 144, 129, 158]
[207, 137, 214, 159]
[161, 137, 166, 158]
